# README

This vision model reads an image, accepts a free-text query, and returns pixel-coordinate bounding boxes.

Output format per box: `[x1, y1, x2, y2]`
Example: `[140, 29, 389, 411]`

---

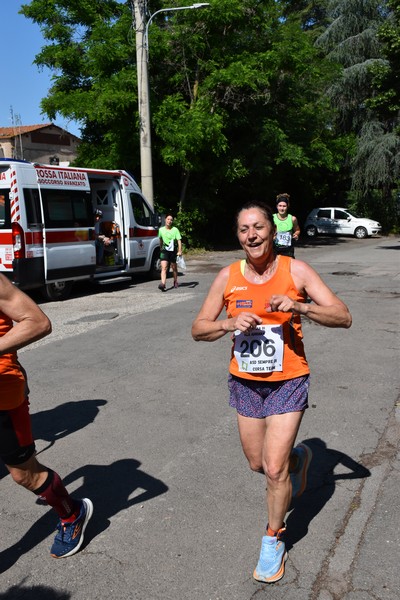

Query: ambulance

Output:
[0, 159, 160, 300]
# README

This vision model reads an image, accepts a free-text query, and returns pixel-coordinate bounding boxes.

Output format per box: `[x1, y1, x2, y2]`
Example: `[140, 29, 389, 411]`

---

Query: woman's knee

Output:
[8, 458, 46, 491]
[246, 456, 264, 473]
[264, 460, 289, 484]
[9, 467, 35, 488]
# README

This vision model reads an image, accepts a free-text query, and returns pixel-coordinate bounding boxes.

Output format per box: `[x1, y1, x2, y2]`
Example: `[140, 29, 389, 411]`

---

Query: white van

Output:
[0, 159, 160, 299]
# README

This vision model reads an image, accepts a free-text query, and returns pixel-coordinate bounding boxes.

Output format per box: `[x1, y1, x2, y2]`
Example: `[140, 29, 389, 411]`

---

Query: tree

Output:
[316, 0, 388, 132]
[21, 0, 140, 171]
[20, 0, 347, 244]
[281, 0, 330, 36]
[316, 0, 399, 230]
[150, 0, 344, 219]
[368, 0, 400, 118]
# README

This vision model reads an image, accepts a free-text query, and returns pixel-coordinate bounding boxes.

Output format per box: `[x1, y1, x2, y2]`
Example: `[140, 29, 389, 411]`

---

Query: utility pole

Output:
[133, 2, 209, 209]
[133, 0, 154, 208]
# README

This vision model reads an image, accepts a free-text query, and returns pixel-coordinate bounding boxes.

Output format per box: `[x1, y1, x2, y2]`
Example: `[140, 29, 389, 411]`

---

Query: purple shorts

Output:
[228, 374, 310, 418]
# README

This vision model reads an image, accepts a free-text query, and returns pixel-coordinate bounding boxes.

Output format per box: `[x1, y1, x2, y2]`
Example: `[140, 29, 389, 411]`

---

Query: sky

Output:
[2, 3, 81, 138]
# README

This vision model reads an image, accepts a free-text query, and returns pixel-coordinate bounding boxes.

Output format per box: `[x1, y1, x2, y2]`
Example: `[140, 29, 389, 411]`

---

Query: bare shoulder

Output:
[193, 264, 231, 322]
[216, 264, 231, 281]
[290, 258, 329, 293]
[206, 265, 231, 295]
[290, 258, 347, 307]
[290, 258, 317, 280]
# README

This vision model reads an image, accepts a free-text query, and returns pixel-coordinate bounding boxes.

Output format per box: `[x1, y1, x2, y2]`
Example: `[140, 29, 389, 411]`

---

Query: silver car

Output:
[304, 207, 382, 239]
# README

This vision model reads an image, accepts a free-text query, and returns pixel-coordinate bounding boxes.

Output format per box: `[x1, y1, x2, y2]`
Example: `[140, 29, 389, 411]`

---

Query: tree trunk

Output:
[179, 171, 190, 212]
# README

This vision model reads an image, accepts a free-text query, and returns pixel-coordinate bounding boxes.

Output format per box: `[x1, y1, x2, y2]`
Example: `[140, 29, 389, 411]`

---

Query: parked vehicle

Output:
[0, 159, 160, 299]
[304, 207, 381, 239]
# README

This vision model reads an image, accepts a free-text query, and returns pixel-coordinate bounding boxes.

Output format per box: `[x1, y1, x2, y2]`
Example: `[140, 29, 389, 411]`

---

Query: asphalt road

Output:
[0, 235, 399, 600]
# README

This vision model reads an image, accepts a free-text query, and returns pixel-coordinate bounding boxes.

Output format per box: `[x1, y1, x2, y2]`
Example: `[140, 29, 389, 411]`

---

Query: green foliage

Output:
[367, 0, 400, 116]
[153, 94, 228, 171]
[19, 0, 399, 246]
[347, 188, 400, 233]
[315, 0, 400, 219]
[174, 208, 209, 249]
[155, 204, 209, 248]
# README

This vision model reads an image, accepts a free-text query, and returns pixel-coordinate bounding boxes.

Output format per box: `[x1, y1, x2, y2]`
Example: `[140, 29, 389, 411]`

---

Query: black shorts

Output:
[275, 246, 295, 258]
[0, 398, 36, 465]
[160, 250, 177, 263]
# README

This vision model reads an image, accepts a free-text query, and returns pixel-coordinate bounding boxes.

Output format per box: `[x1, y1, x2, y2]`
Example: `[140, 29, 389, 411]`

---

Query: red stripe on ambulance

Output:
[130, 227, 158, 238]
[45, 230, 90, 243]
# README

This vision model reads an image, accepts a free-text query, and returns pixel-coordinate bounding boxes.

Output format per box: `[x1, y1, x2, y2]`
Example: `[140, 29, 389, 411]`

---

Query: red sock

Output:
[34, 469, 79, 520]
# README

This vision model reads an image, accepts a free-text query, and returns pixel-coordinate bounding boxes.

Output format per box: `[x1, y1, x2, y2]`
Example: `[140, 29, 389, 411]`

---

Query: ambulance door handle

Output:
[88, 228, 94, 240]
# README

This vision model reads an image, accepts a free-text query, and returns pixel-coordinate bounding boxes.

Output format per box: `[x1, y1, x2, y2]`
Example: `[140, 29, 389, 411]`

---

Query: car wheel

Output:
[354, 226, 368, 239]
[305, 225, 318, 237]
[41, 281, 73, 301]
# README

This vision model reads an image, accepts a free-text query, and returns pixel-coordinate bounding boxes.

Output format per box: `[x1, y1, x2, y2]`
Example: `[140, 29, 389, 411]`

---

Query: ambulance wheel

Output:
[149, 248, 161, 280]
[42, 281, 73, 301]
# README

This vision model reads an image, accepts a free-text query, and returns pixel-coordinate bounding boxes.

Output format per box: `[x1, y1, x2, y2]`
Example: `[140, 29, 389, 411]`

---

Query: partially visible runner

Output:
[0, 273, 93, 558]
[273, 193, 300, 258]
[158, 214, 182, 291]
[191, 201, 351, 583]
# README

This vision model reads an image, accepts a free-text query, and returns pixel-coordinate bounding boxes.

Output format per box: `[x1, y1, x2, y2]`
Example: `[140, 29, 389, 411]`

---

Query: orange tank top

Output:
[0, 312, 26, 409]
[223, 256, 310, 382]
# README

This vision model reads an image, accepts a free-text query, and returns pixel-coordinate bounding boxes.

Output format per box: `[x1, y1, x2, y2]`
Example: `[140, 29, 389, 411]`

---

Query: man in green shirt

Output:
[158, 214, 182, 291]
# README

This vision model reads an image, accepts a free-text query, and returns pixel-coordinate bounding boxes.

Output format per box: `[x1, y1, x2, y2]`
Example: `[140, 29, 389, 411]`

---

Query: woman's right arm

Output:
[192, 267, 263, 341]
[191, 268, 230, 341]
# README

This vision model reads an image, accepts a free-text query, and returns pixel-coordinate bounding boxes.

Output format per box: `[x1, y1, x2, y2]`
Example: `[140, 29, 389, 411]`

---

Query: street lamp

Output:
[144, 4, 210, 54]
[134, 2, 210, 208]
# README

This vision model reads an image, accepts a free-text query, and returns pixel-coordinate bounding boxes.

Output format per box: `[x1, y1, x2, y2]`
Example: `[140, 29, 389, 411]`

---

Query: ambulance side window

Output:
[24, 188, 42, 226]
[0, 190, 10, 228]
[130, 192, 152, 226]
[40, 189, 93, 227]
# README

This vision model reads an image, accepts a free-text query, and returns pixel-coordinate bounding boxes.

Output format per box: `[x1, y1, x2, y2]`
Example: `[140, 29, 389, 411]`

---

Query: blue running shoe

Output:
[290, 442, 312, 498]
[253, 528, 287, 583]
[51, 498, 93, 558]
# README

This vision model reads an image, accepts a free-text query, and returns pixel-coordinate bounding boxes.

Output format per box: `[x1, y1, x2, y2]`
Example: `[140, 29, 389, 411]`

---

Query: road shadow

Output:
[32, 399, 107, 449]
[30, 279, 138, 305]
[0, 458, 168, 574]
[168, 281, 199, 290]
[0, 582, 70, 599]
[285, 437, 371, 551]
[0, 399, 108, 481]
[296, 236, 355, 249]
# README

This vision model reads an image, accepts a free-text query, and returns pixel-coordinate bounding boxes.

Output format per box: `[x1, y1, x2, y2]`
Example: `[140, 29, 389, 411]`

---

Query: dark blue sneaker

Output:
[51, 498, 93, 558]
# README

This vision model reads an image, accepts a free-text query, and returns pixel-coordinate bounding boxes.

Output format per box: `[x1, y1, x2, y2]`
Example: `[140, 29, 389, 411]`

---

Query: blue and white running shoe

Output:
[51, 498, 93, 558]
[253, 527, 287, 583]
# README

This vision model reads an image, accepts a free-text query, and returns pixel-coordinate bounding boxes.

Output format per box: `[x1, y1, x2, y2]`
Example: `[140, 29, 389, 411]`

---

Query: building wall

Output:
[0, 124, 80, 165]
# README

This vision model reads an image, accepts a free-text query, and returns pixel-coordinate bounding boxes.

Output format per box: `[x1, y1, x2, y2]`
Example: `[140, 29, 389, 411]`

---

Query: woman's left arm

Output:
[268, 260, 352, 328]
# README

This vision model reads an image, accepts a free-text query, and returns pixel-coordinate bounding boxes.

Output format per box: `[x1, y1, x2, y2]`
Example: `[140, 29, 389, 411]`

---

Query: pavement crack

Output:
[310, 399, 400, 600]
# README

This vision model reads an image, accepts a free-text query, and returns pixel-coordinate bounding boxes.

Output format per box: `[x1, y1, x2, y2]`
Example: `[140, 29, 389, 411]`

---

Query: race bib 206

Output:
[233, 325, 284, 373]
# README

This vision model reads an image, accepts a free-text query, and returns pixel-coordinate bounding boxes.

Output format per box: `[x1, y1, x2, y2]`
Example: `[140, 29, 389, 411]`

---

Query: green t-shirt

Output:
[273, 213, 293, 247]
[158, 226, 181, 252]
